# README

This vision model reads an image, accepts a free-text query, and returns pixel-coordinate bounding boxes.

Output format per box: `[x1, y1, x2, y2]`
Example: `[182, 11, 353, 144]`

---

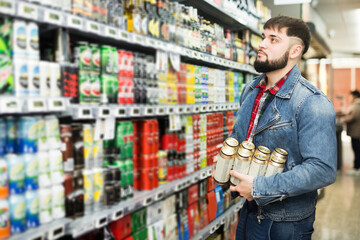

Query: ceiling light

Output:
[274, 0, 311, 5]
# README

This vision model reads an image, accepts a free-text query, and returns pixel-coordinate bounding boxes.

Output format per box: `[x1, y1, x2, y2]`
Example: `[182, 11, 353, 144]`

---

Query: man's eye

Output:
[271, 38, 278, 43]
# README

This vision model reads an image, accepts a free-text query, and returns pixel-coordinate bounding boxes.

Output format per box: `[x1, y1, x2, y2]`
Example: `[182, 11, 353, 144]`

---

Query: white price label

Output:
[0, 0, 15, 15]
[104, 117, 115, 140]
[156, 106, 165, 115]
[143, 197, 153, 206]
[115, 106, 127, 117]
[95, 215, 108, 229]
[105, 26, 118, 38]
[17, 2, 38, 20]
[118, 30, 132, 42]
[48, 225, 65, 240]
[0, 98, 21, 113]
[48, 98, 65, 111]
[94, 118, 104, 141]
[86, 20, 100, 35]
[169, 114, 181, 131]
[155, 192, 164, 201]
[72, 221, 94, 238]
[146, 37, 156, 47]
[67, 15, 83, 30]
[133, 34, 144, 45]
[112, 208, 124, 221]
[27, 99, 46, 112]
[97, 106, 111, 118]
[44, 9, 63, 26]
[129, 106, 140, 116]
[144, 106, 154, 116]
[77, 107, 92, 119]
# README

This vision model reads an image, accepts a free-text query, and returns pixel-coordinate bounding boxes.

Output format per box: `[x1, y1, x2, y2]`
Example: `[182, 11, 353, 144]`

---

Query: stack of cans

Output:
[0, 115, 65, 237]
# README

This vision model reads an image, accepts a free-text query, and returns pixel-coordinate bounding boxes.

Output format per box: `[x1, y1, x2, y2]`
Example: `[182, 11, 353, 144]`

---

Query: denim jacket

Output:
[231, 65, 337, 221]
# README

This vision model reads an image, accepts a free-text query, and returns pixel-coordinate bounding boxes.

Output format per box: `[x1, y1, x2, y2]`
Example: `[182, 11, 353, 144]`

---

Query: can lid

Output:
[236, 148, 252, 158]
[275, 148, 288, 156]
[253, 152, 267, 162]
[220, 146, 236, 159]
[224, 137, 239, 148]
[241, 141, 255, 151]
[258, 146, 270, 155]
[270, 155, 286, 164]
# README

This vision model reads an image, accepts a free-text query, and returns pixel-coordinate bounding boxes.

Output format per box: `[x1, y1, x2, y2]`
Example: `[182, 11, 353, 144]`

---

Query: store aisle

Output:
[313, 132, 360, 240]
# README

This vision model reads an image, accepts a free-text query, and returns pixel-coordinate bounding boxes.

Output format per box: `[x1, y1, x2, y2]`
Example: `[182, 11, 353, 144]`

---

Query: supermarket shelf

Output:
[8, 218, 72, 240]
[69, 103, 240, 120]
[192, 198, 246, 240]
[67, 166, 213, 238]
[0, 0, 258, 74]
[0, 96, 69, 115]
[183, 0, 262, 36]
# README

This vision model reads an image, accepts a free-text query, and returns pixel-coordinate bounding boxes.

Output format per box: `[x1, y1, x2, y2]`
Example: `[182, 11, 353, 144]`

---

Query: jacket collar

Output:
[249, 65, 301, 99]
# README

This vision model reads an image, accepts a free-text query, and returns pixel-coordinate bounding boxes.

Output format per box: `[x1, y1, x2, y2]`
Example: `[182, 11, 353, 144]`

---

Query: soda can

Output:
[126, 121, 134, 159]
[72, 124, 85, 170]
[114, 161, 127, 200]
[0, 159, 8, 198]
[214, 146, 236, 185]
[265, 148, 288, 177]
[76, 42, 91, 73]
[5, 117, 17, 154]
[230, 148, 252, 186]
[27, 60, 40, 96]
[49, 149, 64, 185]
[0, 199, 10, 239]
[83, 169, 94, 214]
[104, 184, 114, 206]
[52, 184, 65, 219]
[12, 20, 27, 58]
[73, 170, 84, 217]
[92, 0, 101, 21]
[125, 159, 134, 198]
[83, 124, 93, 169]
[93, 138, 103, 168]
[240, 141, 255, 154]
[100, 45, 113, 76]
[17, 116, 38, 154]
[49, 62, 61, 97]
[93, 167, 104, 211]
[63, 173, 74, 218]
[71, 0, 84, 15]
[45, 115, 61, 150]
[39, 61, 51, 97]
[6, 154, 25, 194]
[78, 73, 91, 104]
[9, 194, 26, 234]
[0, 120, 6, 156]
[26, 22, 39, 60]
[60, 124, 74, 172]
[24, 154, 38, 191]
[13, 58, 28, 96]
[223, 137, 239, 149]
[37, 117, 48, 152]
[100, 75, 113, 104]
[99, 0, 109, 24]
[90, 43, 100, 75]
[38, 187, 52, 224]
[25, 190, 39, 229]
[38, 151, 51, 188]
[90, 74, 101, 104]
[248, 147, 269, 177]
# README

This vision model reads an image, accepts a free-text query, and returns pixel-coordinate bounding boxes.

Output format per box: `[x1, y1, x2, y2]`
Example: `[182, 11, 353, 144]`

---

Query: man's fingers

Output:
[229, 170, 246, 180]
[229, 185, 237, 192]
[213, 155, 218, 163]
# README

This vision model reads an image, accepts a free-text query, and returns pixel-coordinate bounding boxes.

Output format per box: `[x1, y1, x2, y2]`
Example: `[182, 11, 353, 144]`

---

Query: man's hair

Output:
[263, 15, 311, 55]
[350, 90, 360, 98]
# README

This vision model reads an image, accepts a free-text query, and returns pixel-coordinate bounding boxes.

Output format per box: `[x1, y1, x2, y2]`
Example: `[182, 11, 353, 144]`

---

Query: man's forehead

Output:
[264, 26, 288, 36]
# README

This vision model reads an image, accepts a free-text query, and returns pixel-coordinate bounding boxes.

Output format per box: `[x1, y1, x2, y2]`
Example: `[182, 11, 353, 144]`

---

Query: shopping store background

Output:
[0, 0, 360, 240]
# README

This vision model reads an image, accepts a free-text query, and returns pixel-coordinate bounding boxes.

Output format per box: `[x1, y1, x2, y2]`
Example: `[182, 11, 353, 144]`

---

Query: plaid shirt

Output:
[246, 71, 290, 142]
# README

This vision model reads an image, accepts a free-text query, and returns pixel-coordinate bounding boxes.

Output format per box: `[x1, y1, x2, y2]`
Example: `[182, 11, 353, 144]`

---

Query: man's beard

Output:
[254, 50, 289, 73]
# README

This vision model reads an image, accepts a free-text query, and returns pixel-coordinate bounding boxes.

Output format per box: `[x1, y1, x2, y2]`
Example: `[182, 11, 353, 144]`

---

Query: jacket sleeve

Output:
[252, 94, 337, 206]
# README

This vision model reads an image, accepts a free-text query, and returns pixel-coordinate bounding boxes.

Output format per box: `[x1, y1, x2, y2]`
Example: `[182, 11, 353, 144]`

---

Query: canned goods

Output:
[0, 159, 8, 198]
[5, 117, 17, 154]
[39, 61, 51, 97]
[248, 147, 269, 177]
[125, 159, 134, 198]
[37, 117, 48, 152]
[214, 146, 236, 185]
[9, 194, 26, 234]
[25, 190, 39, 228]
[38, 187, 52, 224]
[79, 73, 91, 104]
[12, 20, 27, 58]
[83, 124, 93, 169]
[100, 75, 116, 104]
[24, 154, 38, 191]
[73, 170, 84, 218]
[93, 168, 104, 211]
[71, 0, 84, 15]
[38, 151, 51, 188]
[72, 124, 85, 170]
[0, 199, 10, 239]
[90, 43, 100, 75]
[60, 124, 74, 172]
[49, 149, 64, 185]
[83, 169, 94, 214]
[49, 62, 61, 97]
[45, 115, 61, 150]
[93, 139, 103, 168]
[104, 185, 114, 206]
[223, 137, 239, 149]
[14, 59, 28, 96]
[27, 60, 40, 96]
[230, 148, 252, 186]
[240, 141, 255, 153]
[0, 120, 6, 156]
[100, 45, 112, 76]
[90, 74, 101, 104]
[76, 42, 91, 73]
[7, 154, 25, 195]
[52, 185, 65, 219]
[17, 116, 38, 154]
[265, 148, 288, 177]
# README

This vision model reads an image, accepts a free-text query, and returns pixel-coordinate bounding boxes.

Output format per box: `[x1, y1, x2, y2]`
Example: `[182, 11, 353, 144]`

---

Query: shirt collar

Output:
[256, 70, 291, 95]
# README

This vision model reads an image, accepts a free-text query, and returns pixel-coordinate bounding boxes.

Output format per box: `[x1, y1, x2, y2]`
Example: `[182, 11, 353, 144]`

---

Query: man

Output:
[213, 16, 337, 239]
[340, 90, 360, 175]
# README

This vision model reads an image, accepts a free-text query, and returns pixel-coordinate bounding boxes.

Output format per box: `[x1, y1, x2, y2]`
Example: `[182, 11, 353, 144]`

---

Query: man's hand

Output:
[229, 170, 254, 201]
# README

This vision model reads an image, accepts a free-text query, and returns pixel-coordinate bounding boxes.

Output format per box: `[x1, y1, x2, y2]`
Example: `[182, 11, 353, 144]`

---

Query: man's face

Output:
[254, 27, 292, 73]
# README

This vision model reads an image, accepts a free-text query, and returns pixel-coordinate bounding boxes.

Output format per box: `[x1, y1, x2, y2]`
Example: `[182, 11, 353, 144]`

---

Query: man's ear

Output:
[289, 44, 303, 59]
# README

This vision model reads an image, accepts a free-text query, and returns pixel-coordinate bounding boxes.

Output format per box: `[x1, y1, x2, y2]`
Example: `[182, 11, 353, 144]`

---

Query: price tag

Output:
[200, 171, 207, 180]
[215, 223, 221, 230]
[169, 114, 181, 131]
[193, 105, 200, 113]
[127, 203, 135, 213]
[210, 225, 216, 234]
[118, 30, 132, 42]
[29, 233, 44, 240]
[184, 106, 191, 113]
[0, 0, 15, 15]
[184, 49, 191, 57]
[48, 98, 65, 112]
[155, 192, 164, 201]
[225, 104, 229, 110]
[27, 98, 46, 112]
[143, 196, 153, 206]
[177, 105, 184, 114]
[220, 104, 225, 111]
[72, 220, 94, 238]
[115, 106, 127, 117]
[214, 104, 219, 111]
[199, 52, 204, 60]
[105, 26, 118, 39]
[104, 117, 115, 140]
[166, 106, 174, 114]
[76, 106, 92, 119]
[44, 9, 63, 26]
[207, 105, 213, 112]
[48, 225, 65, 240]
[0, 97, 21, 113]
[17, 2, 38, 20]
[86, 20, 100, 35]
[207, 169, 213, 177]
[156, 106, 165, 115]
[146, 37, 156, 47]
[161, 41, 168, 51]
[200, 105, 207, 112]
[97, 106, 111, 118]
[144, 106, 154, 116]
[95, 215, 108, 229]
[203, 54, 212, 62]
[67, 14, 83, 30]
[192, 176, 199, 183]
[175, 183, 183, 191]
[221, 217, 226, 225]
[133, 34, 144, 45]
[111, 208, 124, 221]
[192, 51, 198, 59]
[129, 106, 140, 116]
[213, 57, 218, 63]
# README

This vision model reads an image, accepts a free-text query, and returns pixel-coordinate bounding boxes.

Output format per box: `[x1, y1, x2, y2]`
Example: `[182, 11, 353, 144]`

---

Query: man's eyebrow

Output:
[262, 33, 282, 40]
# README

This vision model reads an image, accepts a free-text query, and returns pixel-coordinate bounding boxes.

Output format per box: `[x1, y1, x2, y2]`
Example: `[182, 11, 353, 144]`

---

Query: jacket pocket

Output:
[269, 120, 293, 130]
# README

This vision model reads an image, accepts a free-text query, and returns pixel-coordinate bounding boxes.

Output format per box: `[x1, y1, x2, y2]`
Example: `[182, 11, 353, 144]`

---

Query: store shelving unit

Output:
[0, 0, 264, 239]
